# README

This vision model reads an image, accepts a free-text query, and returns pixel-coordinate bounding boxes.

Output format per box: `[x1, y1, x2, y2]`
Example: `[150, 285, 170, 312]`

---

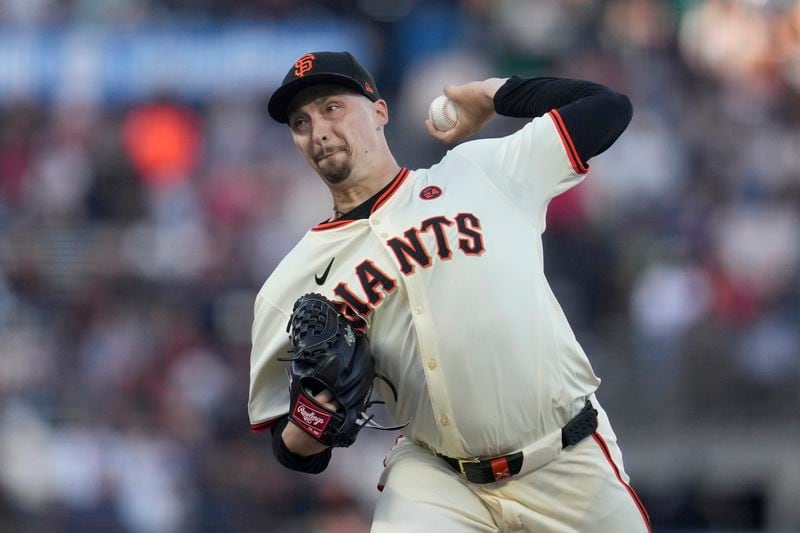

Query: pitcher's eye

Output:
[291, 117, 308, 131]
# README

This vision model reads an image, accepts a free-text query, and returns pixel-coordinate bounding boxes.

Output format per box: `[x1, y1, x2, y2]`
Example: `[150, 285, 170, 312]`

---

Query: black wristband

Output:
[271, 417, 332, 474]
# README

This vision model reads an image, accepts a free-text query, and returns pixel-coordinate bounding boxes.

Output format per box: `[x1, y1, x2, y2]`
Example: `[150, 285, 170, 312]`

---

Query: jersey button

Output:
[380, 232, 388, 238]
[415, 305, 423, 314]
[371, 219, 381, 225]
[427, 359, 437, 370]
[439, 415, 449, 426]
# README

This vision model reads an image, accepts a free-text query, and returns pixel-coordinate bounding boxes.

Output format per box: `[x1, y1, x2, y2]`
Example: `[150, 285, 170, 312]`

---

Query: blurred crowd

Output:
[1, 0, 799, 531]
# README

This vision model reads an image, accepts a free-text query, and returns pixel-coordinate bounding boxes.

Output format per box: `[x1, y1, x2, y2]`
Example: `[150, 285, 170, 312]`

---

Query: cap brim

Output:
[267, 73, 375, 124]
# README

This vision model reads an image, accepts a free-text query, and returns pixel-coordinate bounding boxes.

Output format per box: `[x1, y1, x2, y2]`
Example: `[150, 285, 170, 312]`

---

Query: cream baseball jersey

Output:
[249, 111, 600, 459]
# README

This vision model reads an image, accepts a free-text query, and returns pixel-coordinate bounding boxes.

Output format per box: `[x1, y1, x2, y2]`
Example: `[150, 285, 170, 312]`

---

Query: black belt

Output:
[438, 400, 598, 484]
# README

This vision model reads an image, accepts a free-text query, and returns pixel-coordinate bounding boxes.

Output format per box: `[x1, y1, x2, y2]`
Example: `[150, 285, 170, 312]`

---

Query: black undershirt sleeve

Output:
[493, 76, 633, 167]
[271, 416, 332, 474]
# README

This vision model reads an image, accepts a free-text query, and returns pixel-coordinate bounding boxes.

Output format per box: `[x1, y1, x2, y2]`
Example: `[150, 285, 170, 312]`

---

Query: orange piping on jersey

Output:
[311, 218, 358, 232]
[250, 417, 281, 432]
[548, 110, 589, 175]
[592, 432, 652, 532]
[310, 167, 409, 232]
[371, 167, 410, 214]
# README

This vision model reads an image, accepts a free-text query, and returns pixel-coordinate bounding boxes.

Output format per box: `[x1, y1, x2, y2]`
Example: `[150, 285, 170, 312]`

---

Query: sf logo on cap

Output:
[294, 53, 316, 77]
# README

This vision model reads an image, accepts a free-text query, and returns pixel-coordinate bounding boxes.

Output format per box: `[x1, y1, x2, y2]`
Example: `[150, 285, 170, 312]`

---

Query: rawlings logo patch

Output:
[292, 394, 332, 438]
[298, 405, 324, 426]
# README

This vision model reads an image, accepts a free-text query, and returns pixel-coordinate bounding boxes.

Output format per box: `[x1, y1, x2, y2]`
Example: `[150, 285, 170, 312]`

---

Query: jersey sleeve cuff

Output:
[250, 416, 282, 432]
[548, 109, 589, 175]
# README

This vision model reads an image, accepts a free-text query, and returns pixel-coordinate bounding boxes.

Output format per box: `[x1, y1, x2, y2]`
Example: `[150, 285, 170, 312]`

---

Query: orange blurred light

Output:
[121, 103, 202, 189]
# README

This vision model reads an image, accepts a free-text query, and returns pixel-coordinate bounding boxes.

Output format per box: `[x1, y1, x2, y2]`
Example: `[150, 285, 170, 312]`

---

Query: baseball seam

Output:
[440, 99, 456, 128]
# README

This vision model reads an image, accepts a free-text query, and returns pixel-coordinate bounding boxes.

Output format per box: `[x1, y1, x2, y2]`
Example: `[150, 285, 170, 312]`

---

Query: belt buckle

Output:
[457, 457, 480, 477]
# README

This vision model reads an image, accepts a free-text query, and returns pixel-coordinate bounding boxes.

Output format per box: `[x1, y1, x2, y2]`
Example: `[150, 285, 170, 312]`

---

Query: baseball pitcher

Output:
[249, 51, 650, 532]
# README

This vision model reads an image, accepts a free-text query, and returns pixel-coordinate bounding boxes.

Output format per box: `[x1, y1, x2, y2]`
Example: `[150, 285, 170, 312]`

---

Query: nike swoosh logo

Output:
[315, 257, 335, 286]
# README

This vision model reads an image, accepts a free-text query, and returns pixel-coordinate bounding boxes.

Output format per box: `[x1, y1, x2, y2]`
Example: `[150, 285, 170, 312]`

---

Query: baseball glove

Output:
[284, 293, 378, 448]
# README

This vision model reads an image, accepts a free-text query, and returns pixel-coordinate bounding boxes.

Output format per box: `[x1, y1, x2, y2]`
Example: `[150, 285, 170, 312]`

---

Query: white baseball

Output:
[428, 95, 459, 132]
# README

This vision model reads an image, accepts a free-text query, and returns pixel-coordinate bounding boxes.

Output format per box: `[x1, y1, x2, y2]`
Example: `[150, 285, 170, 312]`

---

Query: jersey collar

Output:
[311, 167, 410, 232]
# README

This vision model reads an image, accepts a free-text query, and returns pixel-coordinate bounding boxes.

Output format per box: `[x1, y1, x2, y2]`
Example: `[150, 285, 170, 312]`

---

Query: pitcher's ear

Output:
[374, 99, 389, 126]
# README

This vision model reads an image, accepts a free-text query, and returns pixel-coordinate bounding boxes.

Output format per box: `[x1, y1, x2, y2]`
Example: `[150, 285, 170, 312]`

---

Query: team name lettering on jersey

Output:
[387, 212, 483, 274]
[332, 212, 485, 322]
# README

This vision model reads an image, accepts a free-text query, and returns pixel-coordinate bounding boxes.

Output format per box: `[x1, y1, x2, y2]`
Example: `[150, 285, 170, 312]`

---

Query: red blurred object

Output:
[545, 185, 587, 232]
[0, 136, 31, 203]
[121, 102, 202, 188]
[709, 267, 761, 324]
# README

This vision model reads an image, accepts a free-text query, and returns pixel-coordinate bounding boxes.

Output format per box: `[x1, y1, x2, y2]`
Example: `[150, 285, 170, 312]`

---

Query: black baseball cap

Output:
[267, 51, 380, 124]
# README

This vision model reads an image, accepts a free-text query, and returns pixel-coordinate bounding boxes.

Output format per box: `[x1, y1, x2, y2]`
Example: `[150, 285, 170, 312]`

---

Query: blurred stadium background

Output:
[1, 0, 799, 531]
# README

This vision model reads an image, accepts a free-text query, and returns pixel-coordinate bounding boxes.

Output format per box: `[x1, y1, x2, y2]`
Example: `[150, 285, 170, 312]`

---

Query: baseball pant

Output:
[371, 396, 650, 532]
